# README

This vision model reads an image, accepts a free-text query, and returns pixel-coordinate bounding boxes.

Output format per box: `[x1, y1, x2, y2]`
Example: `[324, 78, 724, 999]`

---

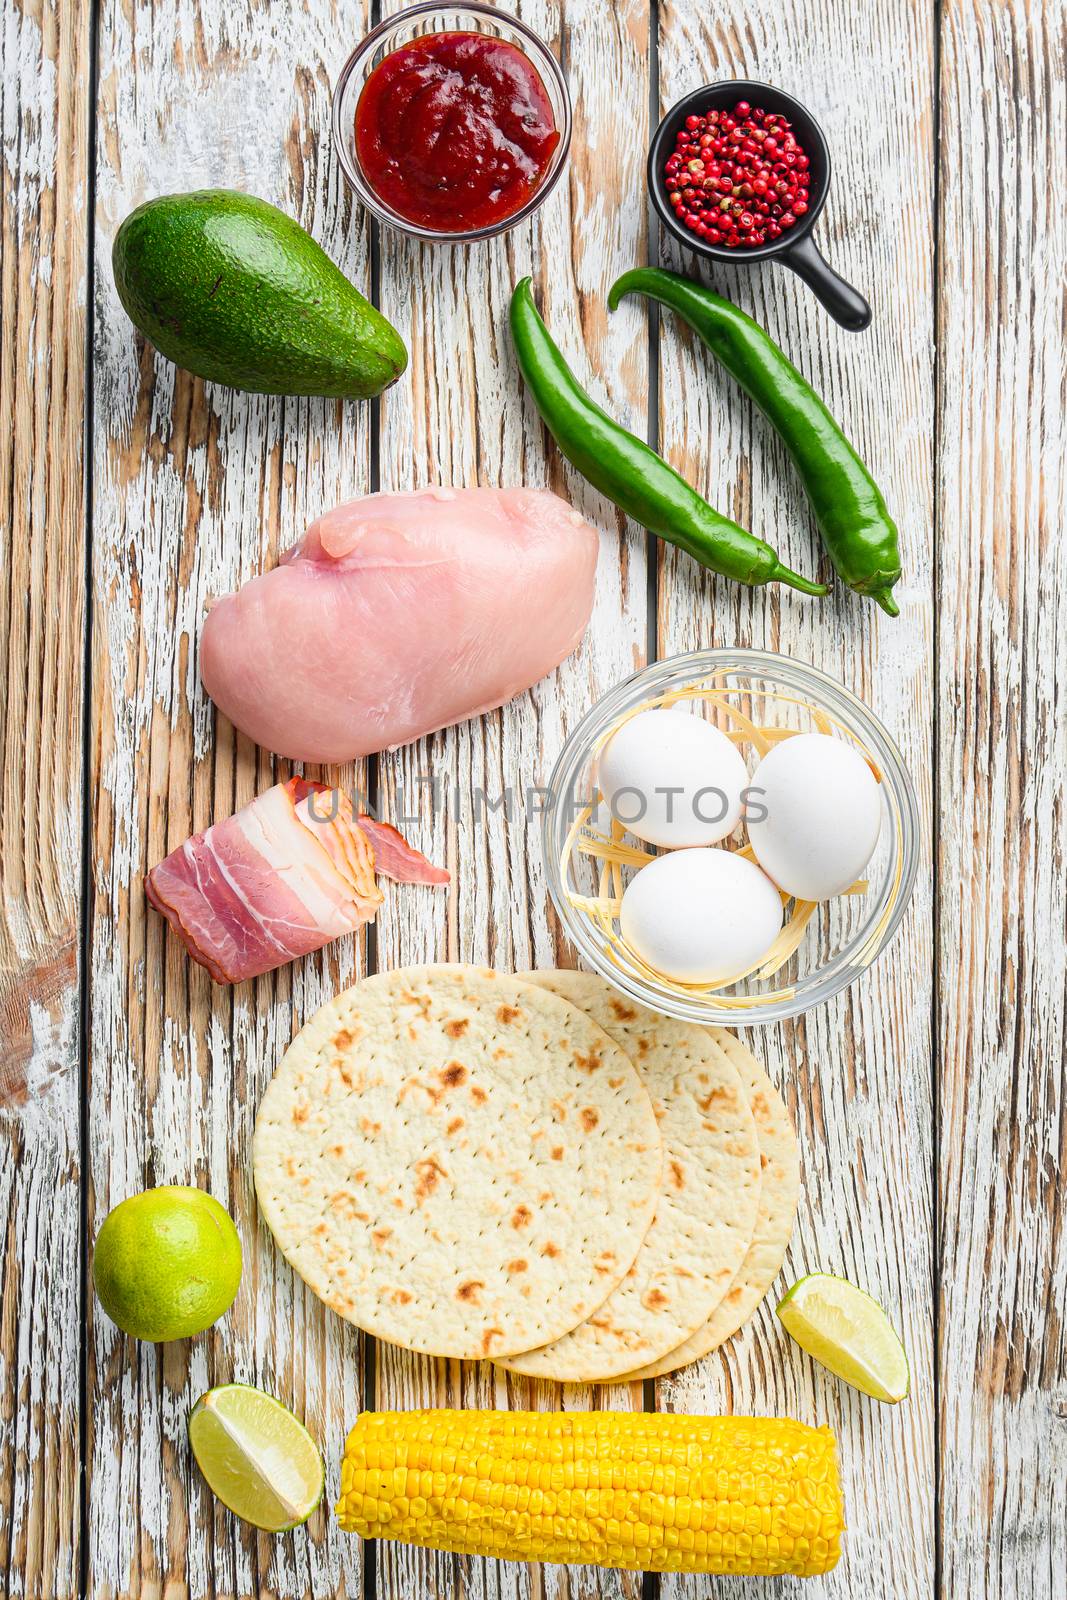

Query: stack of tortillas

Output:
[253, 965, 799, 1378]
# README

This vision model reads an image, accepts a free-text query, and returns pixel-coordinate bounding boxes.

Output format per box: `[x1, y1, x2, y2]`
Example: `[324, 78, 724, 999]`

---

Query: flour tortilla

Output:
[252, 966, 662, 1360]
[499, 972, 762, 1382]
[619, 1027, 800, 1380]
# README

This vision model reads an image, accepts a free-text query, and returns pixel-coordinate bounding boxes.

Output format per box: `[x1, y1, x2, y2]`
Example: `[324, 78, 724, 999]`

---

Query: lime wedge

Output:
[188, 1384, 324, 1531]
[776, 1273, 910, 1403]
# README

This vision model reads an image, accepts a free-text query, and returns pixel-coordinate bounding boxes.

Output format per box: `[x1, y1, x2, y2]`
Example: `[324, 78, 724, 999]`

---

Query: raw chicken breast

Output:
[200, 486, 599, 762]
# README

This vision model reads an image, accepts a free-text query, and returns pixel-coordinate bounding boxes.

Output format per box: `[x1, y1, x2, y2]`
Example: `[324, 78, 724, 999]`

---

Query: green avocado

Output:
[112, 189, 407, 399]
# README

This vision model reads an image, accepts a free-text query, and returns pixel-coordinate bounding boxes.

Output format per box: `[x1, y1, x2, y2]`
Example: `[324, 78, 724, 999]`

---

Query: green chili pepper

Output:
[508, 278, 826, 597]
[608, 267, 902, 617]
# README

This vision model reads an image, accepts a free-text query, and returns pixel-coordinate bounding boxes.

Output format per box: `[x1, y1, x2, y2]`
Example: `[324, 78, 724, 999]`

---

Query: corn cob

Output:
[337, 1409, 844, 1576]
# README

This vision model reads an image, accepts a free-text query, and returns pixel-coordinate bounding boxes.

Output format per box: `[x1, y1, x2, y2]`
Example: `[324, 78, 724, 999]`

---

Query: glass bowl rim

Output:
[541, 647, 922, 1026]
[331, 0, 573, 244]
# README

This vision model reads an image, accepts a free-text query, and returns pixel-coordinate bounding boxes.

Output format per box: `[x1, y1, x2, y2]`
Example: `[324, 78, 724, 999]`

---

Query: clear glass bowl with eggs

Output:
[542, 649, 920, 1026]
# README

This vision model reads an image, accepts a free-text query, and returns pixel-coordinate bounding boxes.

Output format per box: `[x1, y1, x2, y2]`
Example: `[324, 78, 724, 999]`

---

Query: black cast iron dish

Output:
[648, 80, 872, 333]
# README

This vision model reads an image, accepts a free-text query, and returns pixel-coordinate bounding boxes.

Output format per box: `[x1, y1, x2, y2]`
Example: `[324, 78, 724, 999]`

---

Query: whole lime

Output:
[92, 1185, 242, 1342]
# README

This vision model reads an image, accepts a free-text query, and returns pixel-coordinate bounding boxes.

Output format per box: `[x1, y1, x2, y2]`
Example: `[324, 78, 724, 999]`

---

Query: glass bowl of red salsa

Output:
[332, 1, 572, 242]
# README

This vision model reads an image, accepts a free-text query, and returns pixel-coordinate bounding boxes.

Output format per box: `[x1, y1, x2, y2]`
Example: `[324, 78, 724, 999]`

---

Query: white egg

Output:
[746, 732, 882, 901]
[620, 848, 783, 983]
[597, 708, 749, 848]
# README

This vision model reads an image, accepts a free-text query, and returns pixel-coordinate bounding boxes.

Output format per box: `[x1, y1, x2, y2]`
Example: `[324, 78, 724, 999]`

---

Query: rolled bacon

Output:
[353, 815, 451, 886]
[145, 778, 447, 984]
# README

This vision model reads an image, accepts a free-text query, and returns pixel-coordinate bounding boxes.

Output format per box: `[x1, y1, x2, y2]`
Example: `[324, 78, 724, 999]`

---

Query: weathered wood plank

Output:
[650, 3, 937, 1594]
[5, 0, 1052, 1596]
[88, 4, 374, 1595]
[371, 2, 652, 1598]
[0, 2, 90, 1596]
[936, 0, 1066, 1593]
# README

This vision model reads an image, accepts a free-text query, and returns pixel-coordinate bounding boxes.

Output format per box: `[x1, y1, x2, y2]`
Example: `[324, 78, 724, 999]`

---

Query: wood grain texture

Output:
[370, 2, 652, 1598]
[0, 1, 90, 1596]
[88, 3, 374, 1595]
[650, 3, 937, 1596]
[935, 1, 1067, 1594]
[4, 0, 1064, 1595]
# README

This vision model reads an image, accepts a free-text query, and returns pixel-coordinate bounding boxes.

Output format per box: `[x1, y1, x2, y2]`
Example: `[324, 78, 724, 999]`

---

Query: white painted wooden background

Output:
[0, 0, 1063, 1597]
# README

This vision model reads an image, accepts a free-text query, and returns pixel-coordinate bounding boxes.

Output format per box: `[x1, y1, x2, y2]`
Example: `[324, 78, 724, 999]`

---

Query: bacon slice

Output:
[354, 815, 451, 885]
[145, 779, 447, 984]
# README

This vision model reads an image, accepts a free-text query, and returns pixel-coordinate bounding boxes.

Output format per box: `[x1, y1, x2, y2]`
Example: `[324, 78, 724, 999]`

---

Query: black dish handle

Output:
[781, 232, 871, 331]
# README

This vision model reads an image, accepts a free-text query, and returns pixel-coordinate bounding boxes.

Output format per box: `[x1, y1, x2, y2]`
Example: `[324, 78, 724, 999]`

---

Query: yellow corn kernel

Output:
[337, 1411, 844, 1577]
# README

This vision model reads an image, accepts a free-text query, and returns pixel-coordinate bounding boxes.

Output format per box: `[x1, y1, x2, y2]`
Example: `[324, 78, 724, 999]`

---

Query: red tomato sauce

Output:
[355, 32, 560, 233]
